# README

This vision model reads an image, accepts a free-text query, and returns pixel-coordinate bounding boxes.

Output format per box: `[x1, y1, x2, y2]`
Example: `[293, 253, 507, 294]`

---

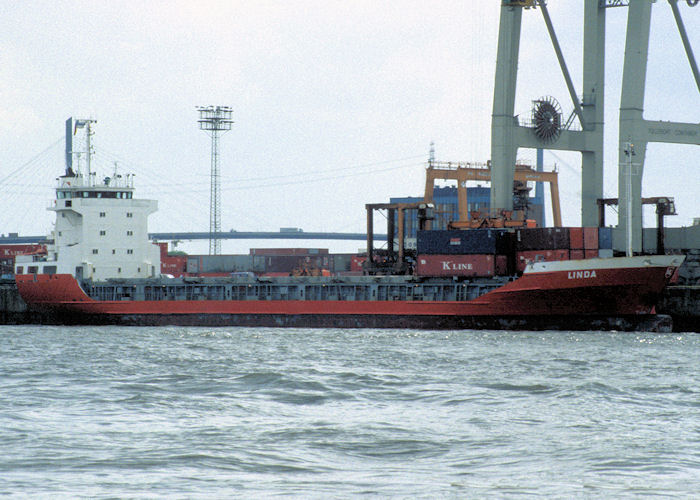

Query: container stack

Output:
[182, 248, 342, 276]
[0, 244, 47, 277]
[514, 227, 570, 272]
[415, 229, 510, 277]
[569, 227, 600, 260]
[186, 254, 266, 275]
[157, 243, 187, 276]
[159, 227, 620, 279]
[598, 227, 613, 257]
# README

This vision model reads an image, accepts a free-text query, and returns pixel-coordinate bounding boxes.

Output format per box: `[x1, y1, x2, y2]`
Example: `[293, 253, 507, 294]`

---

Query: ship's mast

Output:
[65, 117, 97, 180]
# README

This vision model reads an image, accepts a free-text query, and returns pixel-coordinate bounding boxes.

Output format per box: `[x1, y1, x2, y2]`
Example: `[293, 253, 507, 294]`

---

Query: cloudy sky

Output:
[1, 1, 698, 253]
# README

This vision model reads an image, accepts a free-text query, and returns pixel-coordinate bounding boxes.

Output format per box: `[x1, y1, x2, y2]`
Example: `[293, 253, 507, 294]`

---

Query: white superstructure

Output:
[15, 118, 161, 281]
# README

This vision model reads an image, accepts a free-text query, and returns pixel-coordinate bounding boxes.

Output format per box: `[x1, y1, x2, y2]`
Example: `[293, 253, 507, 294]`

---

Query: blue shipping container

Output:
[598, 227, 613, 249]
[417, 229, 505, 255]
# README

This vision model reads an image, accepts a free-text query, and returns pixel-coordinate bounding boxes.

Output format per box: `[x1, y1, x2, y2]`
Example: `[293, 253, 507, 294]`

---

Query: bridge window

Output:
[92, 249, 99, 254]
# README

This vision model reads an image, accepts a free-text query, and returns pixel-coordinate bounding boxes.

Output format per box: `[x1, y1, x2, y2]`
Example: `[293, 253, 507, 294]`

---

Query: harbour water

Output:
[1, 326, 698, 498]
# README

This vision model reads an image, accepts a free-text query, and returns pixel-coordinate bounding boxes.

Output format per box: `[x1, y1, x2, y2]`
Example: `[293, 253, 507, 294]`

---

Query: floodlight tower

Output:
[197, 106, 233, 255]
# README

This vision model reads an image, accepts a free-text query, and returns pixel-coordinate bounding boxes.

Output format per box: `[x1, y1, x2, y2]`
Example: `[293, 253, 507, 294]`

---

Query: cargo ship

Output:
[14, 120, 685, 331]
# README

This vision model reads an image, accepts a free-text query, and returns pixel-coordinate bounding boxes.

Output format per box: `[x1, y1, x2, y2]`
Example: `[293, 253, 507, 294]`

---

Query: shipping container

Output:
[515, 227, 570, 251]
[569, 227, 584, 250]
[598, 227, 613, 249]
[663, 226, 700, 250]
[495, 255, 509, 276]
[0, 244, 46, 257]
[202, 255, 238, 273]
[598, 248, 614, 259]
[516, 249, 570, 272]
[570, 250, 585, 260]
[417, 229, 508, 255]
[331, 253, 354, 273]
[264, 255, 328, 274]
[584, 249, 599, 259]
[583, 227, 599, 250]
[350, 255, 366, 272]
[250, 248, 329, 256]
[416, 254, 495, 277]
[186, 254, 269, 273]
[0, 257, 14, 275]
[161, 255, 187, 276]
[251, 255, 266, 272]
[186, 256, 200, 274]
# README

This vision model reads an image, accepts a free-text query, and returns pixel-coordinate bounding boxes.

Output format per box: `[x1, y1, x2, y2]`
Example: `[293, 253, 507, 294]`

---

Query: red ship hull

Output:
[15, 256, 683, 331]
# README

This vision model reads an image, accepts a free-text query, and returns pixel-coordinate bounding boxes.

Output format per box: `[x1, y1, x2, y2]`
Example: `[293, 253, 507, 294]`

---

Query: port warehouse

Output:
[4, 225, 699, 285]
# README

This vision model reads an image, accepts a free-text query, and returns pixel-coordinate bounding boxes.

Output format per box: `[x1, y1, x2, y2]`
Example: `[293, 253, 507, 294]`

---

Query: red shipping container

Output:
[350, 256, 366, 272]
[495, 255, 508, 275]
[585, 249, 599, 259]
[570, 250, 585, 260]
[516, 249, 570, 272]
[569, 227, 584, 250]
[583, 227, 599, 250]
[0, 244, 46, 257]
[416, 254, 494, 277]
[156, 242, 168, 258]
[161, 255, 187, 275]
